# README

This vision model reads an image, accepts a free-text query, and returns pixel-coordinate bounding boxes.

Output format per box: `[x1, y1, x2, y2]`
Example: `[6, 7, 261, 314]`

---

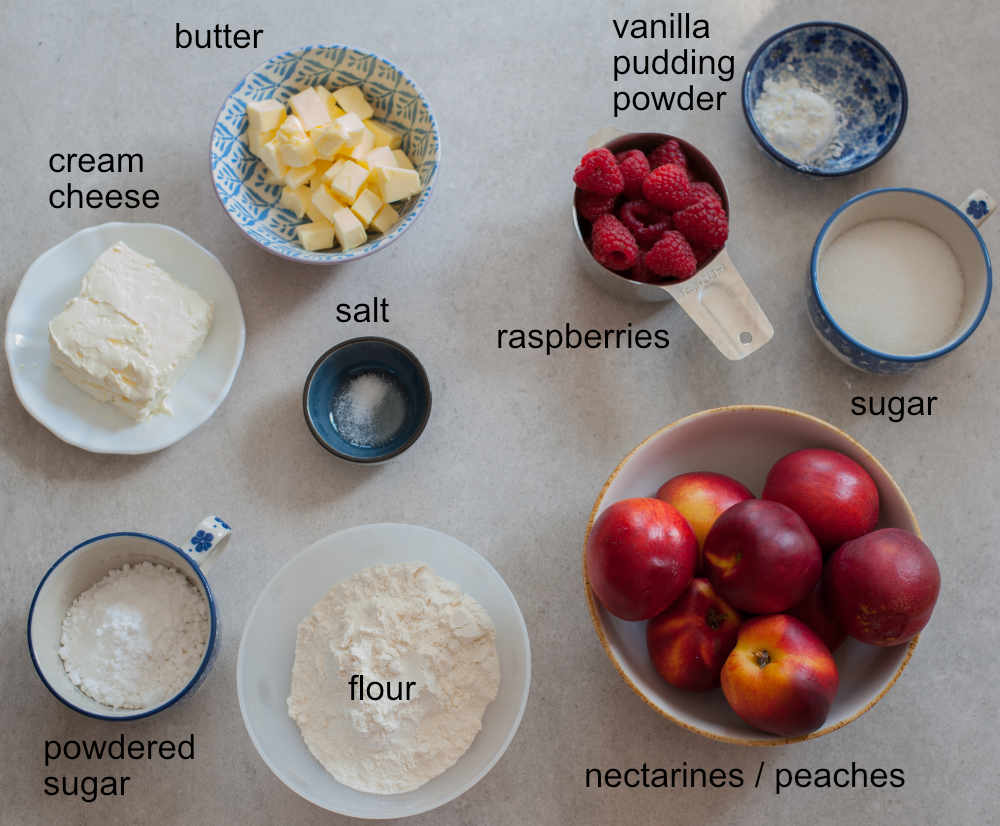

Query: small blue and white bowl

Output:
[743, 22, 907, 176]
[27, 517, 231, 720]
[809, 188, 994, 374]
[211, 45, 440, 265]
[303, 337, 431, 463]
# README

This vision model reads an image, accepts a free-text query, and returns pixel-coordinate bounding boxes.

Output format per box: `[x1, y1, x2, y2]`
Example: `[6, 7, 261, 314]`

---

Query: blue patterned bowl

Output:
[211, 45, 440, 264]
[742, 22, 906, 176]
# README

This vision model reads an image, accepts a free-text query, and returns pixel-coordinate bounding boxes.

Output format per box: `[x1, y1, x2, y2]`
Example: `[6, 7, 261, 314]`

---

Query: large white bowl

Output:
[237, 523, 531, 818]
[5, 222, 245, 454]
[583, 405, 919, 745]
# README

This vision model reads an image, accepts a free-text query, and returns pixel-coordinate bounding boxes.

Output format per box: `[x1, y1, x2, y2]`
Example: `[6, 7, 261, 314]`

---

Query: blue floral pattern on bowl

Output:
[211, 45, 440, 264]
[190, 530, 214, 552]
[742, 22, 907, 176]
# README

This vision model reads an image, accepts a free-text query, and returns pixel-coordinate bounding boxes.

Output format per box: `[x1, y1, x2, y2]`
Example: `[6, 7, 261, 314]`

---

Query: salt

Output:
[331, 370, 407, 447]
[818, 219, 965, 355]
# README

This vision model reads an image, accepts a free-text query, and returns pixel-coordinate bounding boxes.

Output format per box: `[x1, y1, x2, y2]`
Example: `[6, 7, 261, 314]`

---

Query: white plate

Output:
[5, 222, 245, 454]
[237, 523, 531, 819]
[585, 405, 918, 745]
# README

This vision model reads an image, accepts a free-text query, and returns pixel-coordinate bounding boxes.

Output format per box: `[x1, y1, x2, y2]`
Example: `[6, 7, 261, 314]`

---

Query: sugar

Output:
[817, 219, 965, 355]
[331, 370, 407, 448]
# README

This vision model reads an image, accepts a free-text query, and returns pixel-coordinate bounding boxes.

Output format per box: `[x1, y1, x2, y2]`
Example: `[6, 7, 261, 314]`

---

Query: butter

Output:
[289, 88, 331, 132]
[310, 123, 347, 159]
[364, 119, 402, 149]
[350, 188, 382, 227]
[247, 99, 285, 132]
[258, 138, 289, 181]
[322, 158, 347, 185]
[277, 115, 308, 142]
[330, 160, 370, 203]
[248, 127, 277, 157]
[365, 146, 397, 170]
[392, 149, 415, 171]
[280, 185, 312, 218]
[334, 112, 367, 148]
[348, 129, 375, 164]
[284, 162, 316, 189]
[331, 207, 367, 250]
[373, 166, 421, 203]
[309, 160, 333, 190]
[370, 203, 400, 234]
[48, 242, 213, 421]
[311, 184, 344, 222]
[333, 85, 375, 120]
[278, 137, 317, 168]
[296, 220, 336, 251]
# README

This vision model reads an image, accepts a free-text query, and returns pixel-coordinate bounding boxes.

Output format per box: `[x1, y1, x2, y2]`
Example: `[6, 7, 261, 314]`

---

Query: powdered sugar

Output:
[59, 561, 210, 709]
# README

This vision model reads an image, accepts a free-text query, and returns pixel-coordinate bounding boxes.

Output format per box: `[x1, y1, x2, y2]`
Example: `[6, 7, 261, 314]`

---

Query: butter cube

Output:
[309, 161, 332, 189]
[348, 129, 375, 164]
[370, 203, 400, 234]
[392, 149, 415, 171]
[331, 207, 367, 250]
[327, 101, 346, 120]
[373, 166, 421, 203]
[365, 146, 397, 170]
[284, 162, 316, 189]
[248, 127, 277, 157]
[330, 160, 370, 203]
[310, 184, 344, 223]
[278, 138, 316, 168]
[334, 112, 366, 147]
[277, 115, 308, 142]
[296, 221, 336, 251]
[322, 159, 347, 185]
[246, 99, 285, 132]
[350, 188, 382, 227]
[305, 198, 329, 225]
[257, 138, 289, 181]
[310, 122, 347, 159]
[365, 120, 402, 149]
[333, 85, 374, 120]
[289, 87, 331, 132]
[280, 185, 311, 219]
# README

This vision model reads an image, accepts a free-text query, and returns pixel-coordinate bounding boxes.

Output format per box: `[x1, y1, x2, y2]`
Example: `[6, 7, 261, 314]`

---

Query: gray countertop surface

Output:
[3, 0, 998, 823]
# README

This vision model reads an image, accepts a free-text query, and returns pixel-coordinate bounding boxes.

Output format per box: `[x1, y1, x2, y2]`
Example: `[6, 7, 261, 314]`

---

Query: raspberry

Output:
[648, 139, 688, 170]
[673, 199, 729, 249]
[645, 231, 697, 281]
[618, 199, 672, 249]
[690, 181, 723, 207]
[615, 149, 650, 199]
[573, 148, 624, 196]
[628, 254, 655, 283]
[590, 213, 639, 271]
[642, 164, 695, 211]
[575, 190, 617, 222]
[691, 244, 719, 266]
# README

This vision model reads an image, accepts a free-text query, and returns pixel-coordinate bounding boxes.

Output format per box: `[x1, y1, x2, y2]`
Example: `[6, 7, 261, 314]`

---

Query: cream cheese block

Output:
[48, 241, 214, 420]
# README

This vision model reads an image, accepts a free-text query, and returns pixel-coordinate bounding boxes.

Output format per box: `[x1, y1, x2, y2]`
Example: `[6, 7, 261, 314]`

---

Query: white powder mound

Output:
[818, 219, 965, 355]
[287, 563, 501, 795]
[752, 75, 838, 163]
[59, 562, 210, 709]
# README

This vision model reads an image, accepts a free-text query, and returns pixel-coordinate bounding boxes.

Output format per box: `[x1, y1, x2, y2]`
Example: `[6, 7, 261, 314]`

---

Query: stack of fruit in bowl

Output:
[585, 449, 940, 737]
[573, 139, 729, 283]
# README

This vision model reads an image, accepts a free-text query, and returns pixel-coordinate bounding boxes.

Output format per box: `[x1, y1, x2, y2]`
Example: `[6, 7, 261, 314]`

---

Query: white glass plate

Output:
[237, 523, 531, 819]
[6, 222, 245, 453]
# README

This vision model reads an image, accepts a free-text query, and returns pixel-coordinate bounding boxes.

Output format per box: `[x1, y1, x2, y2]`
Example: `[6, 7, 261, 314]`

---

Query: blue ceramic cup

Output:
[809, 188, 994, 373]
[27, 517, 231, 720]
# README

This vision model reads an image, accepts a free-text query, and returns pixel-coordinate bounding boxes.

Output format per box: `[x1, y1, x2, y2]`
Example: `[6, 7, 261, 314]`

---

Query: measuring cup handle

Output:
[180, 516, 232, 572]
[959, 189, 996, 228]
[668, 250, 775, 360]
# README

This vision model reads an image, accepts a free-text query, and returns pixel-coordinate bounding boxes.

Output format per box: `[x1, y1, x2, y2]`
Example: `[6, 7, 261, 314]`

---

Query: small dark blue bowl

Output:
[303, 337, 431, 463]
[742, 21, 907, 176]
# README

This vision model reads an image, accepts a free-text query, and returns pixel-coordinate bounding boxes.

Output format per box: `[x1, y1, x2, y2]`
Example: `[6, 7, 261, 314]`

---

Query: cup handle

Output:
[959, 189, 996, 228]
[664, 249, 775, 360]
[180, 516, 232, 572]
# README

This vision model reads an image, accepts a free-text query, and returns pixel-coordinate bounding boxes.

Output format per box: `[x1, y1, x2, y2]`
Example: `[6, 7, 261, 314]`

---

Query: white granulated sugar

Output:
[59, 562, 210, 709]
[287, 563, 501, 795]
[752, 75, 838, 163]
[818, 219, 965, 355]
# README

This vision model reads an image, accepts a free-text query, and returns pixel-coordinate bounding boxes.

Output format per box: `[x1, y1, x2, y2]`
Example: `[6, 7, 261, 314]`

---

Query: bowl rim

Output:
[26, 531, 219, 721]
[741, 20, 908, 178]
[582, 404, 920, 746]
[210, 43, 441, 266]
[302, 336, 432, 463]
[810, 186, 993, 363]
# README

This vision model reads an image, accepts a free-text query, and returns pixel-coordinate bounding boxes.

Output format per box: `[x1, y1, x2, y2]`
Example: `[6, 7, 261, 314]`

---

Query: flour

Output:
[752, 75, 839, 163]
[818, 219, 965, 354]
[59, 562, 210, 709]
[287, 563, 501, 794]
